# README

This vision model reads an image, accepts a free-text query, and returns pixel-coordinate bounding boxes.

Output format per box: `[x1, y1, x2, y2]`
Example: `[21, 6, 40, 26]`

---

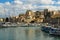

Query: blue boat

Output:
[49, 27, 60, 36]
[41, 26, 51, 33]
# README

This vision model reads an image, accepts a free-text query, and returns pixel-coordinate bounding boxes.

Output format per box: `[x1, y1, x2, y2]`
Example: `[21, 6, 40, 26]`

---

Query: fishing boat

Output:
[41, 23, 52, 33]
[49, 27, 60, 36]
[41, 25, 51, 33]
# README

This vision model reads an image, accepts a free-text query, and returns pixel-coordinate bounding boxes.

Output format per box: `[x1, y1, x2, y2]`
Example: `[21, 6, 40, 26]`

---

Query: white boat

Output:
[2, 22, 18, 27]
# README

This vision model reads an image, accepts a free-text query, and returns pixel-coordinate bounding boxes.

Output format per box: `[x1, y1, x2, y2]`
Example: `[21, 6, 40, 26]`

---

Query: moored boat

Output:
[2, 22, 18, 28]
[41, 26, 51, 33]
[49, 27, 60, 36]
[41, 23, 52, 33]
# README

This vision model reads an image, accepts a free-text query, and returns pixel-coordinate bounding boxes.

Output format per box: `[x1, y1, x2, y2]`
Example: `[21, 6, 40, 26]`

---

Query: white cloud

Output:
[16, 0, 55, 4]
[40, 0, 54, 4]
[57, 1, 60, 4]
[5, 2, 11, 6]
[0, 0, 60, 17]
[14, 0, 23, 5]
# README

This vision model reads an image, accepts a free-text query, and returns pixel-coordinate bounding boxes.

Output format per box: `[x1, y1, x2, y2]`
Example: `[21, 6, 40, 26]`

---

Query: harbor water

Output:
[0, 27, 60, 40]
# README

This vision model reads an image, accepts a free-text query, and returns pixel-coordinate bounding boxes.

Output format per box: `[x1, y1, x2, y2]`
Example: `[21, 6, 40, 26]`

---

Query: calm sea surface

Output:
[0, 27, 60, 40]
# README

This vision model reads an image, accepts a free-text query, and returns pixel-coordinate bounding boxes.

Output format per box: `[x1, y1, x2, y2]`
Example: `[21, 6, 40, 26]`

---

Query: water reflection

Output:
[0, 28, 15, 40]
[0, 27, 60, 40]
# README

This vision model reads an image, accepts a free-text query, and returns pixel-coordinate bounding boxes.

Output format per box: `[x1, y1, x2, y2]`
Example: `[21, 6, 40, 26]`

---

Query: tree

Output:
[5, 17, 9, 22]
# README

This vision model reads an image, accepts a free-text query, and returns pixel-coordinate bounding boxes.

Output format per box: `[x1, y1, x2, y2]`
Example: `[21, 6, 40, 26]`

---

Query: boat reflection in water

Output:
[0, 27, 60, 40]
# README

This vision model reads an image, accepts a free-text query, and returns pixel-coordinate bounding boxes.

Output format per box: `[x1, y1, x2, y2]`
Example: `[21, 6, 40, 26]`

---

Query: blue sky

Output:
[0, 0, 13, 3]
[0, 0, 60, 18]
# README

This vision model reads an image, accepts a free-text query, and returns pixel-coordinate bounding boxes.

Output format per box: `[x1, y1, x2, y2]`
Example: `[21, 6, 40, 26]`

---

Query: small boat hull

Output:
[41, 26, 51, 33]
[49, 28, 60, 36]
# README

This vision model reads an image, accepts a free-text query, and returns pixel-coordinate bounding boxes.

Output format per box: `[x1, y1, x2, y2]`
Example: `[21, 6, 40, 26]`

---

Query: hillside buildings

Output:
[1, 9, 60, 25]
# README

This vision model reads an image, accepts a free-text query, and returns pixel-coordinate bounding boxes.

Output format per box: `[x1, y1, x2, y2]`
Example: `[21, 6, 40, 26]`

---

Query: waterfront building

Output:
[18, 14, 26, 23]
[9, 16, 19, 23]
[11, 16, 16, 22]
[0, 18, 4, 22]
[25, 10, 35, 23]
[18, 14, 23, 22]
[35, 11, 44, 23]
[35, 11, 41, 17]
[4, 9, 60, 24]
[51, 12, 60, 25]
[44, 9, 48, 17]
[26, 10, 35, 19]
[43, 9, 52, 23]
[44, 9, 51, 19]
